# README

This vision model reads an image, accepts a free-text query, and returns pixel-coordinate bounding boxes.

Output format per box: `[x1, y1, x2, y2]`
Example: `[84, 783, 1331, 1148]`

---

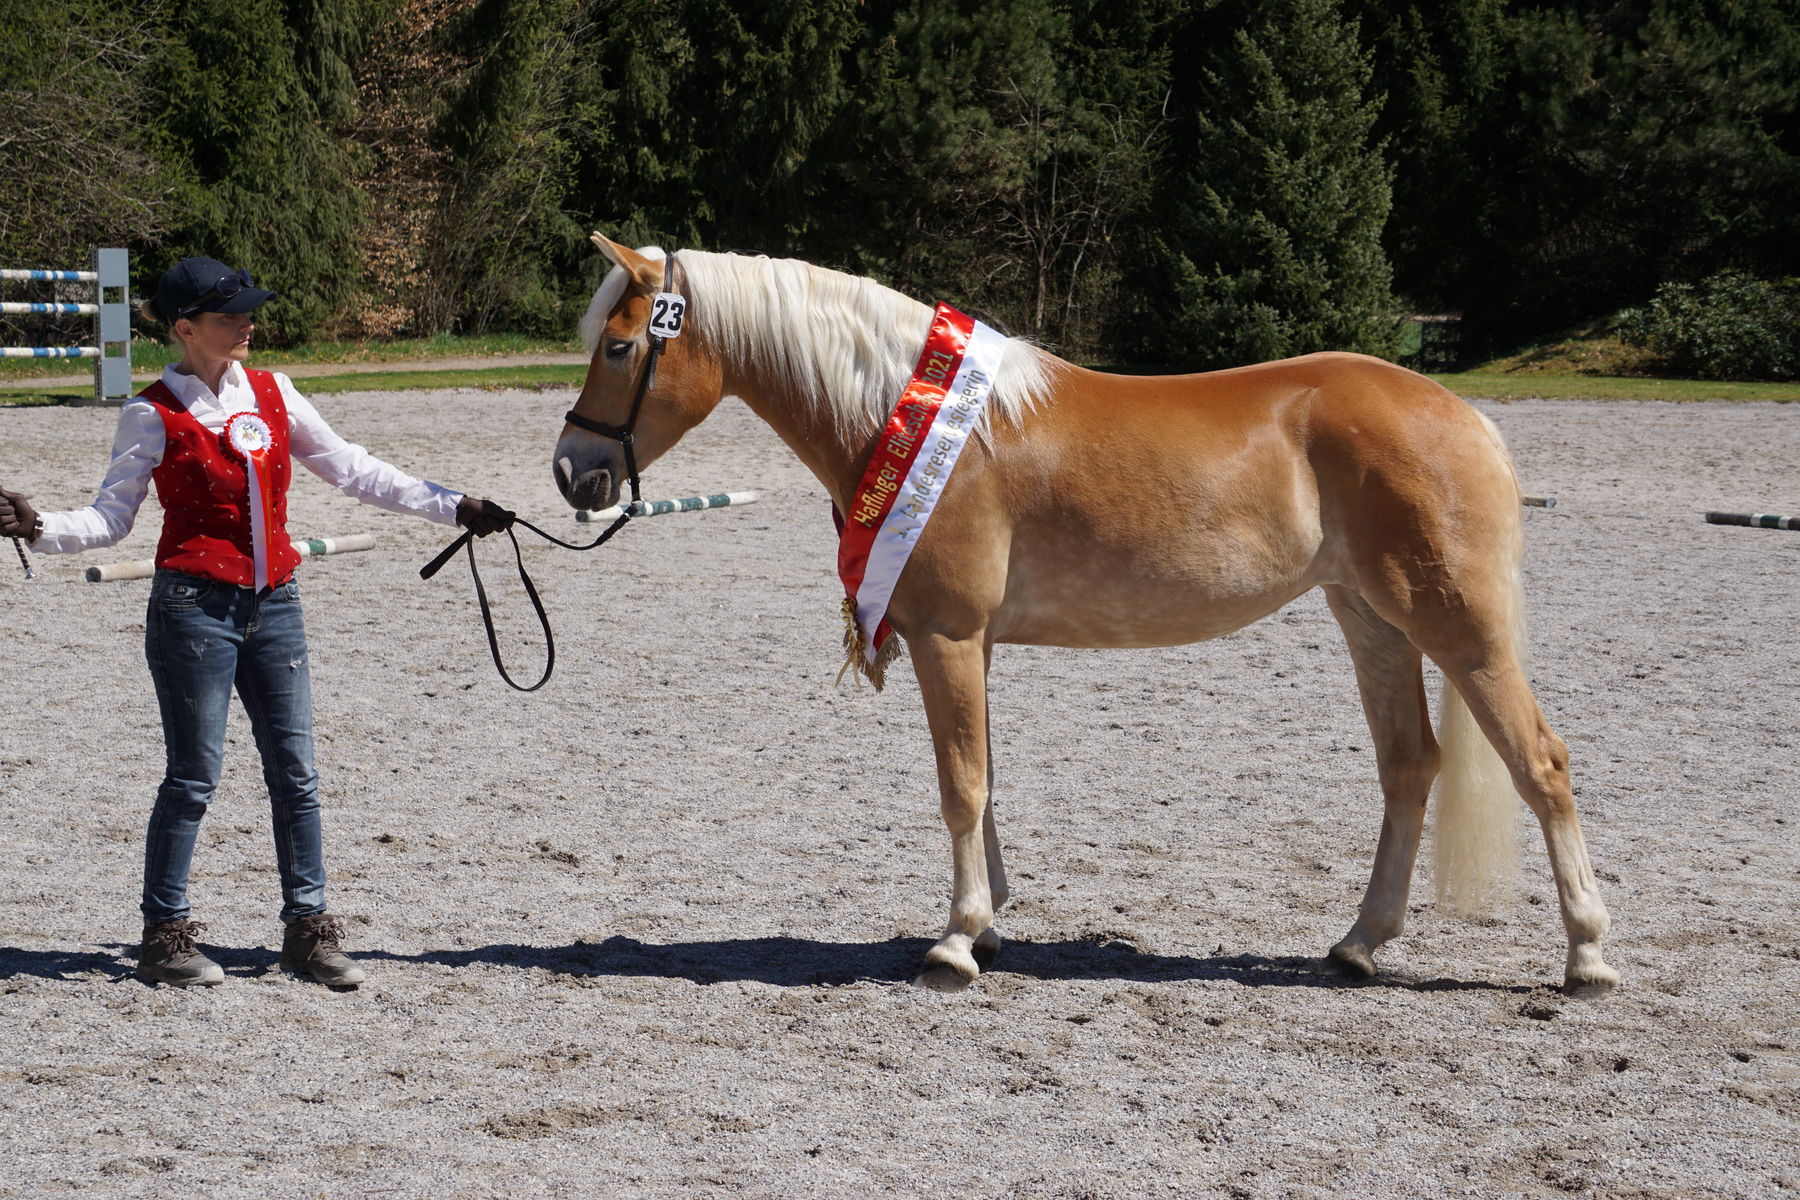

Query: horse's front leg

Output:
[909, 631, 995, 990]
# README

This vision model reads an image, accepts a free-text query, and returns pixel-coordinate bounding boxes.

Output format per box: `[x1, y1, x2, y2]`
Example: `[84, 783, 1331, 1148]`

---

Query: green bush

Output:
[1619, 272, 1800, 381]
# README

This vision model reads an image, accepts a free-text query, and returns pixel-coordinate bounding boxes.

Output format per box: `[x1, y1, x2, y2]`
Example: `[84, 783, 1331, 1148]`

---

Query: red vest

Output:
[145, 368, 301, 588]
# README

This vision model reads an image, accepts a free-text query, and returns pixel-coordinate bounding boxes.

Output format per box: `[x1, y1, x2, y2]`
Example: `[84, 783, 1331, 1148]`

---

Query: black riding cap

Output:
[154, 257, 277, 322]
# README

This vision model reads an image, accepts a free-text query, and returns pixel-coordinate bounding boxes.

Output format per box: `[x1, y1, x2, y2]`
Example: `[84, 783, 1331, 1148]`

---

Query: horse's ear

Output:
[589, 231, 663, 291]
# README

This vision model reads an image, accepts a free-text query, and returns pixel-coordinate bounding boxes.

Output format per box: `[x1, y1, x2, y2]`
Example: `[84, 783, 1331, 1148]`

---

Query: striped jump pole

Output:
[83, 533, 377, 582]
[575, 490, 761, 523]
[1705, 511, 1800, 532]
[1, 302, 101, 316]
[0, 250, 131, 404]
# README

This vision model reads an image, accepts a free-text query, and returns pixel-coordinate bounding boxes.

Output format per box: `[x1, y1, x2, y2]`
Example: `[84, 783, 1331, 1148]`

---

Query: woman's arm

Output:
[280, 375, 465, 525]
[4, 402, 165, 554]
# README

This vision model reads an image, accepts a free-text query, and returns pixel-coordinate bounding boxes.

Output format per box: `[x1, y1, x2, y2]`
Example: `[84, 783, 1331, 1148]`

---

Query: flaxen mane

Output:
[581, 248, 1060, 439]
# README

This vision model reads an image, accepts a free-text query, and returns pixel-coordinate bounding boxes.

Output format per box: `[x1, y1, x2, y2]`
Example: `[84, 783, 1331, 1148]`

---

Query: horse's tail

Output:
[1432, 409, 1523, 915]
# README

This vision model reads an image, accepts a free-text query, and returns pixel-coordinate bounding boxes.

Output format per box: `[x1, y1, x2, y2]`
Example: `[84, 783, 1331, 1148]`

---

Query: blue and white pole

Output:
[1706, 511, 1800, 531]
[575, 490, 761, 523]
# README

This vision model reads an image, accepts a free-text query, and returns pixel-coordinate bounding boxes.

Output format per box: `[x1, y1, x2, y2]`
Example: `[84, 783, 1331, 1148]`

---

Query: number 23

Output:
[650, 294, 685, 337]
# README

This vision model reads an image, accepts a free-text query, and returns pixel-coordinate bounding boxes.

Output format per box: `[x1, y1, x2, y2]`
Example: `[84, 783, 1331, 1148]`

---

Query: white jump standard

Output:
[0, 250, 132, 403]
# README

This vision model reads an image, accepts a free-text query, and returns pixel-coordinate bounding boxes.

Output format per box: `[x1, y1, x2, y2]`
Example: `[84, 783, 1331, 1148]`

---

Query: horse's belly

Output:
[995, 543, 1320, 649]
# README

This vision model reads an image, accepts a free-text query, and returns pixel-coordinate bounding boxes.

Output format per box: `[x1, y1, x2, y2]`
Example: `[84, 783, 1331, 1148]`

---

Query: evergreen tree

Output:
[1340, 0, 1504, 314]
[806, 0, 1175, 359]
[997, 0, 1176, 353]
[819, 0, 1070, 322]
[1136, 0, 1401, 368]
[563, 0, 859, 251]
[0, 0, 180, 285]
[153, 0, 376, 343]
[424, 0, 581, 334]
[1454, 0, 1800, 349]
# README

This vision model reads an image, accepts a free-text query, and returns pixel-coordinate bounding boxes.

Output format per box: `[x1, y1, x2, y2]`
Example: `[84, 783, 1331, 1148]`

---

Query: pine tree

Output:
[1453, 0, 1800, 349]
[551, 0, 860, 322]
[1341, 0, 1504, 314]
[424, 0, 581, 334]
[1136, 0, 1401, 368]
[820, 0, 1070, 318]
[0, 0, 180, 286]
[803, 0, 1176, 359]
[153, 0, 377, 343]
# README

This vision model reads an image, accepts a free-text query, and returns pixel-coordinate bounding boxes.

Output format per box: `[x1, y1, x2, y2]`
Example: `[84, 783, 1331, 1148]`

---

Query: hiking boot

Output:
[137, 918, 225, 986]
[282, 914, 365, 987]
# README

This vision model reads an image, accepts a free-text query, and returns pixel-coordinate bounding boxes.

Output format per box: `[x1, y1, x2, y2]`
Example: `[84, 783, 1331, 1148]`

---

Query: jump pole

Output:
[575, 490, 761, 523]
[1705, 511, 1800, 531]
[83, 534, 377, 582]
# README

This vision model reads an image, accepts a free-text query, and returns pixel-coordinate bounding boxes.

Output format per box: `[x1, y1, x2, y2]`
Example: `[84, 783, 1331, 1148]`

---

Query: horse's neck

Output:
[725, 365, 870, 513]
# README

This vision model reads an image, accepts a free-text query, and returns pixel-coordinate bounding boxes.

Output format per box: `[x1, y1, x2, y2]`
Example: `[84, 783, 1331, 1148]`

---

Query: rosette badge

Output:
[224, 412, 273, 458]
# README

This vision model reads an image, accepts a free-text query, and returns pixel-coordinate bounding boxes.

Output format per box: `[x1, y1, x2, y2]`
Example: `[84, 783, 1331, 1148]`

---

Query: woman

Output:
[0, 256, 513, 988]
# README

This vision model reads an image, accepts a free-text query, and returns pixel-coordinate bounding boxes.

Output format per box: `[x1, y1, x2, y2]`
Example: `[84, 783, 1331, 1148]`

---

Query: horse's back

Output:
[966, 351, 1516, 648]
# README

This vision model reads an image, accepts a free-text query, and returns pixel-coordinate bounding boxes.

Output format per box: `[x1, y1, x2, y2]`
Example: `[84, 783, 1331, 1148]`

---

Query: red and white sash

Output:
[838, 303, 1007, 682]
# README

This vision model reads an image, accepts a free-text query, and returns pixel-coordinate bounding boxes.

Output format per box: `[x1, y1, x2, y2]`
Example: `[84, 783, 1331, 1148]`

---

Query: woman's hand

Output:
[0, 484, 39, 542]
[455, 496, 515, 537]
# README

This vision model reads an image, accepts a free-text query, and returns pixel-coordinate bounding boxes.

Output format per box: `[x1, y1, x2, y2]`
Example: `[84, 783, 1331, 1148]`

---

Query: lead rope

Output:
[419, 254, 673, 692]
[419, 511, 633, 692]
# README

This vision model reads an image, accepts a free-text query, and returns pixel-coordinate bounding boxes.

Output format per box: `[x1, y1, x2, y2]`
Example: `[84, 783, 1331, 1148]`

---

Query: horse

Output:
[551, 232, 1619, 996]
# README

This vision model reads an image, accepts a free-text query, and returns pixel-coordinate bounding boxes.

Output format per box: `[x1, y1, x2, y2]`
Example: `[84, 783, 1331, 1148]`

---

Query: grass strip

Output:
[297, 363, 588, 393]
[1, 364, 587, 406]
[1433, 372, 1800, 403]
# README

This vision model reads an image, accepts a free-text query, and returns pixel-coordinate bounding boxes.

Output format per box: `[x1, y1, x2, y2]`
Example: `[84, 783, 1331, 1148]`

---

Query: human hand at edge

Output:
[455, 496, 515, 537]
[0, 484, 39, 541]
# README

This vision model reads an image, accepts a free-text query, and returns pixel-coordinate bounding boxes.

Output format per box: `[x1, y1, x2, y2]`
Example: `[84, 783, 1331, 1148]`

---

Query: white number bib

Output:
[649, 292, 686, 338]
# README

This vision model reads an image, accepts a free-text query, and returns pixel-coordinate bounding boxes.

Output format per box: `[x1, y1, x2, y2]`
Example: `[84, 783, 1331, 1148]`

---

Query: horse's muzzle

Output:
[553, 434, 623, 511]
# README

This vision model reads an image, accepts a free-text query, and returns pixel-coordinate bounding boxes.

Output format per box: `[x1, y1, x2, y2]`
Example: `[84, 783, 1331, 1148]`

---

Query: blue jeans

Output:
[142, 569, 326, 925]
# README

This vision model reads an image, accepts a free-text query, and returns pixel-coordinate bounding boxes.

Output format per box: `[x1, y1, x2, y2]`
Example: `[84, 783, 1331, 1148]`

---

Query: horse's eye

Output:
[605, 340, 631, 359]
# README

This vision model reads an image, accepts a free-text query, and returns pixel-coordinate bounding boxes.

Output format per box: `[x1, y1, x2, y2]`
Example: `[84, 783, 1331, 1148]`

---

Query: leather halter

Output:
[561, 252, 677, 510]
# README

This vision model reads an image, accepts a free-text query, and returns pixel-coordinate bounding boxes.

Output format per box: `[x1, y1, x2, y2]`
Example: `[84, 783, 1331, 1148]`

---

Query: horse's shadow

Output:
[362, 934, 1529, 994]
[0, 936, 1529, 994]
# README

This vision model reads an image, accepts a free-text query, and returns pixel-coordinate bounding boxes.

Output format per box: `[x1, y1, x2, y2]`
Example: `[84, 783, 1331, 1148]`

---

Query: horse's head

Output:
[553, 232, 724, 510]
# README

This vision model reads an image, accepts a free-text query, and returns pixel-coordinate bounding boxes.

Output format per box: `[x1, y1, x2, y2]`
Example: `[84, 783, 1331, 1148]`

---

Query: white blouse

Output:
[34, 361, 463, 554]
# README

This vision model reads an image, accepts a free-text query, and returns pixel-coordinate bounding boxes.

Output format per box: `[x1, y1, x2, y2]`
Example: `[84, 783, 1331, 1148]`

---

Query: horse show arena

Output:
[2, 387, 1796, 1199]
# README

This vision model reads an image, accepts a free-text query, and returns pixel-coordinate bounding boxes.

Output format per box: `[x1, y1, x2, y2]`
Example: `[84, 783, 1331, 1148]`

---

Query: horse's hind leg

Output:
[1433, 651, 1618, 994]
[1323, 586, 1440, 978]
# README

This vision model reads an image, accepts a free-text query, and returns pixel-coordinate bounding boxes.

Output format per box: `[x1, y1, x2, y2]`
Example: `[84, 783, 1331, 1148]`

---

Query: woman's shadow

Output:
[0, 943, 279, 984]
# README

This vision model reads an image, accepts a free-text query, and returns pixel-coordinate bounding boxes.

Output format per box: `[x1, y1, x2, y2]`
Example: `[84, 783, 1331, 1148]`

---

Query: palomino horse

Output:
[553, 234, 1619, 996]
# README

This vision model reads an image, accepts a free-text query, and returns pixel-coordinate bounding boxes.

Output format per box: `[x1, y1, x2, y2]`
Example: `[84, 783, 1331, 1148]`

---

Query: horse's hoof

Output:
[972, 928, 1002, 967]
[913, 964, 975, 992]
[1563, 945, 1620, 997]
[1563, 963, 1620, 998]
[1327, 941, 1376, 979]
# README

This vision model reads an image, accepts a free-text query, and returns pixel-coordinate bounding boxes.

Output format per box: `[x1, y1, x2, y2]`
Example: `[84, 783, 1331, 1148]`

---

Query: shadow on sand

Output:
[358, 934, 1530, 994]
[0, 943, 281, 984]
[1, 936, 1530, 994]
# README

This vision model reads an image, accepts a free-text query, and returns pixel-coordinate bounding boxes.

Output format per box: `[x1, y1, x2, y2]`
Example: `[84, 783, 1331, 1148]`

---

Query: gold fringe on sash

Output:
[837, 596, 904, 691]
